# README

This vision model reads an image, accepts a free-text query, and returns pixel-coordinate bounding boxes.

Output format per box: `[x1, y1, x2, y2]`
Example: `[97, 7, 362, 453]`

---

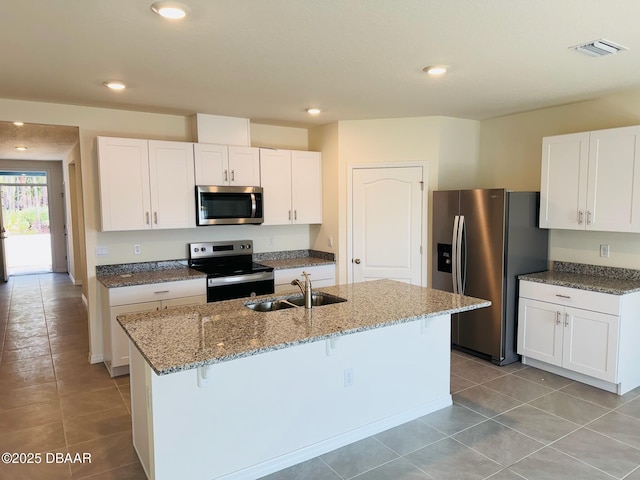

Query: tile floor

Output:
[0, 273, 145, 479]
[2, 273, 640, 480]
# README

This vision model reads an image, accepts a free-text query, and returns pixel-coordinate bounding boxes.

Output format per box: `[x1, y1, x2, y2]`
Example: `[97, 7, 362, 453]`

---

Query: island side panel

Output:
[138, 314, 451, 480]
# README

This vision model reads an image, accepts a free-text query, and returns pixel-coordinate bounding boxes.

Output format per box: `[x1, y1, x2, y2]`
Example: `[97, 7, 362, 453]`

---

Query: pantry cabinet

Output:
[98, 137, 195, 231]
[518, 280, 640, 394]
[194, 143, 260, 186]
[260, 149, 322, 225]
[101, 279, 206, 377]
[539, 125, 640, 232]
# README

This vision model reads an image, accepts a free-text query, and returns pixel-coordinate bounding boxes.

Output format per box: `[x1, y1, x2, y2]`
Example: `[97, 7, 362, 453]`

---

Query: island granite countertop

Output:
[117, 279, 490, 376]
[519, 261, 640, 295]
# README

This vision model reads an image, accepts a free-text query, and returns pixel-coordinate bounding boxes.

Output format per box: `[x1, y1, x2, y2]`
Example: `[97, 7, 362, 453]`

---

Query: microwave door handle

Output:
[250, 193, 257, 218]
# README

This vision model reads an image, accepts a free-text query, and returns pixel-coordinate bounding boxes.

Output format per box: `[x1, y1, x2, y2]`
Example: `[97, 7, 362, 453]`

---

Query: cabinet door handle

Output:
[587, 210, 592, 225]
[154, 290, 170, 295]
[231, 170, 235, 182]
[578, 211, 583, 225]
[146, 212, 150, 225]
[564, 312, 569, 327]
[556, 311, 562, 325]
[288, 210, 292, 221]
[154, 212, 158, 224]
[224, 170, 228, 182]
[294, 210, 297, 220]
[555, 294, 571, 299]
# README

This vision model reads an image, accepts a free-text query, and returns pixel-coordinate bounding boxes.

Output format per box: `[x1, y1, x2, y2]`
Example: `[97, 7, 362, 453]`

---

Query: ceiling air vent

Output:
[572, 39, 628, 57]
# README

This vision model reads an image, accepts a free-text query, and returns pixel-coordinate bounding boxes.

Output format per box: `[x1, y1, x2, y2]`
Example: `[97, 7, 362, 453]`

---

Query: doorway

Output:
[349, 164, 427, 285]
[0, 171, 52, 276]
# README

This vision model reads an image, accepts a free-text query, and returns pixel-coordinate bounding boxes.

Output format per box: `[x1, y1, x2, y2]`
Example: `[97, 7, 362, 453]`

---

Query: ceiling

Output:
[2, 0, 640, 157]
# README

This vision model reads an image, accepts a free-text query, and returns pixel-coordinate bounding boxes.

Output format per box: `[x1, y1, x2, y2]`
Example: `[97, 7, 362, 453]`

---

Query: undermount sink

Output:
[244, 300, 296, 312]
[245, 293, 347, 312]
[285, 293, 347, 307]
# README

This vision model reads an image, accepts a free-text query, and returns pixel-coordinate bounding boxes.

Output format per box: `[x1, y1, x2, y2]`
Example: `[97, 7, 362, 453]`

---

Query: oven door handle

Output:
[207, 271, 274, 288]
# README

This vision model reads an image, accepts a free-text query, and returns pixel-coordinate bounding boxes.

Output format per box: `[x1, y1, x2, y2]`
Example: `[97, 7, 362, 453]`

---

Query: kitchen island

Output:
[118, 279, 489, 480]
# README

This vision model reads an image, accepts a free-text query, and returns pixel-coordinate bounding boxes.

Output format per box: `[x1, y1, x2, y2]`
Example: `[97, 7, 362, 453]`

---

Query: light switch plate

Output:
[600, 244, 610, 258]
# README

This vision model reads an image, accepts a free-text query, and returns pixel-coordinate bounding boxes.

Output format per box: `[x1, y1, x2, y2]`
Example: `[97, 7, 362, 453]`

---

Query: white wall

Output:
[479, 85, 640, 269]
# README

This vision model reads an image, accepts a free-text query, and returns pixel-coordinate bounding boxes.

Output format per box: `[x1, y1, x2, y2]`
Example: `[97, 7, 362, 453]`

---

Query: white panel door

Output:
[563, 307, 619, 382]
[352, 167, 422, 285]
[194, 143, 228, 185]
[148, 140, 195, 229]
[228, 146, 261, 186]
[539, 132, 589, 229]
[587, 126, 640, 232]
[517, 298, 563, 366]
[260, 149, 292, 225]
[291, 151, 322, 224]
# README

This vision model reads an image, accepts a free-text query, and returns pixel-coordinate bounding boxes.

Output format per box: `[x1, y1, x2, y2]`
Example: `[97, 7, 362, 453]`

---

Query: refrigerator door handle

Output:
[452, 215, 460, 293]
[457, 215, 465, 294]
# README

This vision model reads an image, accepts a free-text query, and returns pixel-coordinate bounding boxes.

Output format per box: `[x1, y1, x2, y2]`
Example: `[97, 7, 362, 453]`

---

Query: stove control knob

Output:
[201, 247, 206, 252]
[193, 248, 199, 252]
[245, 244, 251, 249]
[239, 245, 244, 250]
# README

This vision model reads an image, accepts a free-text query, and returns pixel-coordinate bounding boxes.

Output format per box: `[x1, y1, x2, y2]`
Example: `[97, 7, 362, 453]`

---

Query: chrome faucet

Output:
[291, 271, 313, 309]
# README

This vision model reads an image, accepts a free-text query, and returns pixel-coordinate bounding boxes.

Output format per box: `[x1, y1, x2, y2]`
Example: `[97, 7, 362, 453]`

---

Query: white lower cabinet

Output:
[518, 280, 640, 394]
[274, 264, 335, 293]
[101, 279, 206, 377]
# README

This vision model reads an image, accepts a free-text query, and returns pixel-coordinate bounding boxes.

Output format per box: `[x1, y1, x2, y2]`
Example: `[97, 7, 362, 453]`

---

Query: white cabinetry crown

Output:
[539, 125, 640, 232]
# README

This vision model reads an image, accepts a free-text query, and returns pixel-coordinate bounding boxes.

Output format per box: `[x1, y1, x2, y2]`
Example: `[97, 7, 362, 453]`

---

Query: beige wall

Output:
[478, 85, 640, 269]
[311, 116, 480, 284]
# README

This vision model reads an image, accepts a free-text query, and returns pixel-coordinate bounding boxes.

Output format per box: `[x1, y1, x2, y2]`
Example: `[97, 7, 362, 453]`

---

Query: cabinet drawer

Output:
[109, 278, 206, 306]
[274, 264, 335, 286]
[520, 280, 620, 315]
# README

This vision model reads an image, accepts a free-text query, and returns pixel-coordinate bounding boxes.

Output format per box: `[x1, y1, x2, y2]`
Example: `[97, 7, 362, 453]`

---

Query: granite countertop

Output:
[519, 271, 640, 295]
[117, 279, 490, 376]
[519, 261, 640, 295]
[254, 249, 335, 270]
[97, 261, 206, 288]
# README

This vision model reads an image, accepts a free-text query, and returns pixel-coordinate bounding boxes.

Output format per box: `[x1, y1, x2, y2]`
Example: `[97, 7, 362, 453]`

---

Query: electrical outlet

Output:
[95, 246, 109, 257]
[344, 368, 354, 387]
[599, 244, 610, 258]
[328, 235, 334, 248]
[134, 244, 142, 255]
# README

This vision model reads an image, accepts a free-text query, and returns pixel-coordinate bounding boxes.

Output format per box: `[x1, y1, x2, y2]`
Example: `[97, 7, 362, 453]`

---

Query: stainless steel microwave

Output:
[196, 186, 264, 225]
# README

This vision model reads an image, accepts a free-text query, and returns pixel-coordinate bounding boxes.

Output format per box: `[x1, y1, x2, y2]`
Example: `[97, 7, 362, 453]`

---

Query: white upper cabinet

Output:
[148, 140, 195, 230]
[98, 137, 195, 231]
[540, 125, 640, 232]
[194, 144, 260, 186]
[260, 149, 322, 225]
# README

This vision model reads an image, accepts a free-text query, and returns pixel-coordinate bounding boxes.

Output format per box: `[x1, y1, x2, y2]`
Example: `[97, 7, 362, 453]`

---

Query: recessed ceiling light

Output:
[103, 81, 126, 91]
[306, 108, 322, 115]
[423, 65, 449, 76]
[151, 2, 190, 19]
[13, 121, 24, 127]
[15, 146, 28, 151]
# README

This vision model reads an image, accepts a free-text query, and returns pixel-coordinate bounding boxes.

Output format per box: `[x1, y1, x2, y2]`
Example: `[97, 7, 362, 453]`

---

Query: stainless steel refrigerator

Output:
[432, 189, 548, 365]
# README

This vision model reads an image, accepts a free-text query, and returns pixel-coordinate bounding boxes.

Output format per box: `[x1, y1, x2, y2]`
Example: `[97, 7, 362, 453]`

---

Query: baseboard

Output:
[216, 395, 453, 480]
[81, 293, 88, 310]
[522, 356, 620, 394]
[89, 353, 104, 364]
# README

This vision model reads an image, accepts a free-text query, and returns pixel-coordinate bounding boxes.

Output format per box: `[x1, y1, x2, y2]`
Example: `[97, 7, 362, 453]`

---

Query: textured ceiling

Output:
[2, 1, 640, 157]
[0, 122, 78, 161]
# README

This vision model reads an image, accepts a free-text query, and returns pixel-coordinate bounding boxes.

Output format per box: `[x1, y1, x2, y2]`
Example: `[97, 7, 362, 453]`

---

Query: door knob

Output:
[353, 258, 361, 264]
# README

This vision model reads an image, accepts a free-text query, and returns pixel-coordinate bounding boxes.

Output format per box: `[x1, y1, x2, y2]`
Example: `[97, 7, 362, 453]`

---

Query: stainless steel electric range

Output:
[188, 240, 274, 303]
